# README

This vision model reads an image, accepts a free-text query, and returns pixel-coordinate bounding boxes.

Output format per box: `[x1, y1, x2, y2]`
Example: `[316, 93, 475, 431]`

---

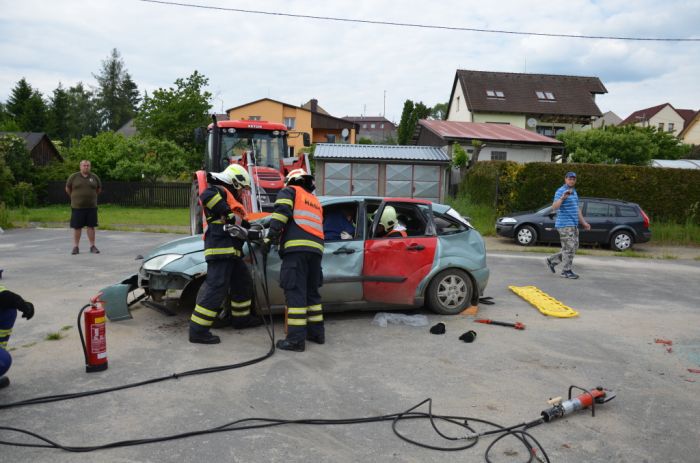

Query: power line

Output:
[137, 0, 700, 42]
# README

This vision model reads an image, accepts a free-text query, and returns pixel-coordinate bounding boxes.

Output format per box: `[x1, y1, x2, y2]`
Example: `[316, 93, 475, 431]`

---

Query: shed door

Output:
[323, 162, 379, 197]
[385, 164, 440, 202]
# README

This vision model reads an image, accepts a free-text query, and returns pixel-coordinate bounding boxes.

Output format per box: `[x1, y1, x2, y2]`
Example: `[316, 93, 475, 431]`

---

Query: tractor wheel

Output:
[190, 181, 204, 235]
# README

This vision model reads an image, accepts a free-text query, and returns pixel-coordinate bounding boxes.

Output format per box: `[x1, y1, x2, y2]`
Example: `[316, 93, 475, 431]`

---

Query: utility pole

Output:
[383, 90, 386, 118]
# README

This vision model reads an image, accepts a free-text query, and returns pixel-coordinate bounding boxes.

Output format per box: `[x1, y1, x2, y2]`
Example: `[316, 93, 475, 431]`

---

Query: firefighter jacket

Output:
[200, 183, 248, 261]
[269, 185, 324, 256]
[387, 228, 408, 238]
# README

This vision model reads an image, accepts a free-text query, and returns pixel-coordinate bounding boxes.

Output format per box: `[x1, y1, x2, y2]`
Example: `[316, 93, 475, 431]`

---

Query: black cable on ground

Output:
[0, 238, 277, 411]
[0, 398, 552, 462]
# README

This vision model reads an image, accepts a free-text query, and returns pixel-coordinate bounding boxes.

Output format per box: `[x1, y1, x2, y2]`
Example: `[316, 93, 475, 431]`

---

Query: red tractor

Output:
[190, 117, 310, 234]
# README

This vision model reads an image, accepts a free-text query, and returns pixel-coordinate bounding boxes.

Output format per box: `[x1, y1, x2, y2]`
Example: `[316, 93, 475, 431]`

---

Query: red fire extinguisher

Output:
[78, 293, 108, 373]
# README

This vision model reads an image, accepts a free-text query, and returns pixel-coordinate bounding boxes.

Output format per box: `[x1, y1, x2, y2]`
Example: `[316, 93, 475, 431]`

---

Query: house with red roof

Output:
[620, 103, 696, 138]
[446, 70, 607, 137]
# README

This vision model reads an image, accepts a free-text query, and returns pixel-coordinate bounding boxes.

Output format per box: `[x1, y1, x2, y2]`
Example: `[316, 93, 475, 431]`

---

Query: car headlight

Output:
[142, 254, 184, 271]
[498, 217, 517, 224]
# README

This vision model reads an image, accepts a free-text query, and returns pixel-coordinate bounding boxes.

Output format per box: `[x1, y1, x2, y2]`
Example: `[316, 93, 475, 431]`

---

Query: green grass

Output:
[650, 220, 700, 246]
[447, 194, 498, 236]
[45, 332, 64, 341]
[7, 204, 189, 230]
[618, 249, 646, 258]
[61, 325, 72, 331]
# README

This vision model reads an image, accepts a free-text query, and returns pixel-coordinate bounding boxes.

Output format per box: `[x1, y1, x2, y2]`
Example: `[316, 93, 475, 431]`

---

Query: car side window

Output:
[585, 202, 613, 217]
[371, 203, 429, 239]
[323, 203, 358, 242]
[617, 205, 639, 217]
[433, 213, 466, 235]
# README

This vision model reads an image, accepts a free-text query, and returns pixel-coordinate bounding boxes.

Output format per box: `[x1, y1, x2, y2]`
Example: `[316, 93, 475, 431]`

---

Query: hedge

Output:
[459, 161, 700, 224]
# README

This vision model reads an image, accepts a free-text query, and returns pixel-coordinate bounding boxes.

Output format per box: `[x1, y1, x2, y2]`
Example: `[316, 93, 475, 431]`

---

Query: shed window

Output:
[491, 151, 507, 161]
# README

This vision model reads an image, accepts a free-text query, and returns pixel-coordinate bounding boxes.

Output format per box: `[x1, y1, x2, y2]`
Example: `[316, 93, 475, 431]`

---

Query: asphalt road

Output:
[1, 228, 699, 462]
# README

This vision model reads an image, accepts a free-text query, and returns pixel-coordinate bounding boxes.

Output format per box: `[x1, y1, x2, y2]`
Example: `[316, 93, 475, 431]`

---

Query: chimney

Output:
[310, 99, 318, 112]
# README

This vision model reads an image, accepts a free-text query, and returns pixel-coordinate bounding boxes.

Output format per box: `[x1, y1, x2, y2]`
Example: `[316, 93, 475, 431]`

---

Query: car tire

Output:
[426, 269, 474, 315]
[610, 230, 634, 252]
[515, 225, 537, 246]
[190, 181, 204, 235]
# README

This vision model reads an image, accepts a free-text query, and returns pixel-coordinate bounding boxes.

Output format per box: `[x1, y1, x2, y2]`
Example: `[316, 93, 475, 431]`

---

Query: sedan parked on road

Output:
[496, 197, 651, 251]
[135, 196, 489, 317]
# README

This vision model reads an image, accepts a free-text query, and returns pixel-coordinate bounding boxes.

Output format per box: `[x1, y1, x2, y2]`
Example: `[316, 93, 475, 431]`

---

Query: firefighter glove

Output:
[224, 223, 248, 240]
[21, 302, 35, 320]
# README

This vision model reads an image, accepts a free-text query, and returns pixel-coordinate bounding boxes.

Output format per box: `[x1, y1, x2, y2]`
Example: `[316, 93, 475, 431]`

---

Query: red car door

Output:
[363, 201, 437, 306]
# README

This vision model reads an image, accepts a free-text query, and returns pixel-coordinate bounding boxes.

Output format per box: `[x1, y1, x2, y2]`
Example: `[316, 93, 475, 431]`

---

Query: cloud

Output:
[1, 0, 698, 123]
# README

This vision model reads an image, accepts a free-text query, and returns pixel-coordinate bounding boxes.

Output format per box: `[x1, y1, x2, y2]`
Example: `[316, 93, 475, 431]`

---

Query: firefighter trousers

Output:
[0, 308, 17, 376]
[279, 252, 323, 343]
[190, 257, 254, 333]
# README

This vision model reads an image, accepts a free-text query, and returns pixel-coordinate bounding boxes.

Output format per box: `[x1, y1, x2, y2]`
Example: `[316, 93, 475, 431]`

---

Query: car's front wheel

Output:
[426, 269, 474, 315]
[610, 230, 634, 252]
[515, 225, 537, 246]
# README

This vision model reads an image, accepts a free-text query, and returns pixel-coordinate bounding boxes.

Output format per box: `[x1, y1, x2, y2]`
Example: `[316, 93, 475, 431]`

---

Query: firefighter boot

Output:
[231, 315, 264, 330]
[306, 324, 325, 345]
[275, 326, 305, 352]
[0, 376, 9, 390]
[189, 324, 220, 344]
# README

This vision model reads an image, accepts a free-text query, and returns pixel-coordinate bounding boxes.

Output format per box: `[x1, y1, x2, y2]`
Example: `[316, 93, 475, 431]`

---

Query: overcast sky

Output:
[1, 0, 699, 124]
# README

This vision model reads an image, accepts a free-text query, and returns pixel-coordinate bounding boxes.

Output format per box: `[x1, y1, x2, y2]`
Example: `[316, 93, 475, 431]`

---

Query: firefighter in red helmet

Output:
[265, 168, 325, 352]
[189, 164, 264, 344]
[0, 286, 35, 389]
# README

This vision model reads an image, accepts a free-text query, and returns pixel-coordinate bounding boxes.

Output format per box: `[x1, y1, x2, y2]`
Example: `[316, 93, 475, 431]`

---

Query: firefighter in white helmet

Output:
[264, 168, 324, 352]
[376, 205, 407, 238]
[189, 164, 264, 344]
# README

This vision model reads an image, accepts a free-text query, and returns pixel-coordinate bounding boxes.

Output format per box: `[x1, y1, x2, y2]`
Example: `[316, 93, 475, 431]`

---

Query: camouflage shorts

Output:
[557, 226, 579, 271]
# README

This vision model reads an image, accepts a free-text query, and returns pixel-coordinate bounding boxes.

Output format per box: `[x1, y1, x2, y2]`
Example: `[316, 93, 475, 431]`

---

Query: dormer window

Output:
[536, 91, 556, 101]
[486, 90, 505, 98]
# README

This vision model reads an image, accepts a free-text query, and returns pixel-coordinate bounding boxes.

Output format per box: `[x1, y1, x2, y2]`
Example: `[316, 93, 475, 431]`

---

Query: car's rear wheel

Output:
[515, 225, 537, 246]
[426, 269, 474, 315]
[610, 230, 634, 252]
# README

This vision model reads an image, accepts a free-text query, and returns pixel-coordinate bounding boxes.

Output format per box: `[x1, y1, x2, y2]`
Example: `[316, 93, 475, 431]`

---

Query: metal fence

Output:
[45, 181, 191, 207]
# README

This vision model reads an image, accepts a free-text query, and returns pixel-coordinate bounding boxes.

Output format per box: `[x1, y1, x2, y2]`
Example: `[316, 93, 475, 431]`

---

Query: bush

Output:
[459, 161, 700, 224]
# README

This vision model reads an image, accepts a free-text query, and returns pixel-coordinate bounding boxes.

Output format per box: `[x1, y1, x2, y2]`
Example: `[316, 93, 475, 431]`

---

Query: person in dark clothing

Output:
[189, 164, 264, 344]
[0, 286, 35, 389]
[265, 168, 324, 352]
[323, 207, 355, 240]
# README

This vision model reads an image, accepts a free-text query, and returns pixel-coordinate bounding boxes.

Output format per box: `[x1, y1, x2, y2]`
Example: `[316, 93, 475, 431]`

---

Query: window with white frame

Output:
[536, 91, 556, 101]
[283, 117, 296, 129]
[668, 122, 675, 132]
[491, 151, 507, 161]
[486, 90, 505, 98]
[370, 123, 376, 129]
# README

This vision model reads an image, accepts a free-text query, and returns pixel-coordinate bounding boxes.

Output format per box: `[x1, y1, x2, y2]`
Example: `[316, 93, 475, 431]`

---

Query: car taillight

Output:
[640, 209, 650, 228]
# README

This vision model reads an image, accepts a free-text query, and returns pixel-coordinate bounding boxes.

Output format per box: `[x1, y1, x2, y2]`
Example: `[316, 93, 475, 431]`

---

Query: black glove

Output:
[21, 301, 35, 320]
[247, 223, 265, 241]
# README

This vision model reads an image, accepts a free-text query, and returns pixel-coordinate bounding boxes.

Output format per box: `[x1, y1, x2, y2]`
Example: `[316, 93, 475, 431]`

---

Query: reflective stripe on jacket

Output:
[269, 186, 325, 256]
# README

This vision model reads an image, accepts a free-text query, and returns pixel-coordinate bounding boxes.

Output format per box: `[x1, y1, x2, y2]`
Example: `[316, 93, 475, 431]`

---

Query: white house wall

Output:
[448, 83, 472, 122]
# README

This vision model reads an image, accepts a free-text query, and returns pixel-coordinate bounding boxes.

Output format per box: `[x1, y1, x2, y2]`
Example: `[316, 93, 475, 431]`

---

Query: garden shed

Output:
[313, 143, 450, 203]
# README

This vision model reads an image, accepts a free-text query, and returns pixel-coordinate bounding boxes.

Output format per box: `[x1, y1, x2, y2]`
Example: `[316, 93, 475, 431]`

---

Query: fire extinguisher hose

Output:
[76, 303, 92, 368]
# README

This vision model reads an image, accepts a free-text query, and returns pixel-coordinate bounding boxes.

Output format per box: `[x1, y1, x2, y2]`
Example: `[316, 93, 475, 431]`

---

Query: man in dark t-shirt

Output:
[65, 160, 102, 255]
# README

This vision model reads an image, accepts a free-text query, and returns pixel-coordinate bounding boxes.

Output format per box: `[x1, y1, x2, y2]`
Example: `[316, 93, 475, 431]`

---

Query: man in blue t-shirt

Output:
[546, 172, 590, 279]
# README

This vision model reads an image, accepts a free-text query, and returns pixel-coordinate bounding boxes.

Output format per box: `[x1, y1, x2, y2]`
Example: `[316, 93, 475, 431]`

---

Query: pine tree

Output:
[94, 48, 139, 131]
[47, 83, 71, 144]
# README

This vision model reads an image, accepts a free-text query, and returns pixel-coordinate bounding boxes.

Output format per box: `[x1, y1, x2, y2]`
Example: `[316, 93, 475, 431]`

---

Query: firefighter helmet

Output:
[211, 164, 251, 189]
[379, 206, 398, 230]
[285, 168, 313, 185]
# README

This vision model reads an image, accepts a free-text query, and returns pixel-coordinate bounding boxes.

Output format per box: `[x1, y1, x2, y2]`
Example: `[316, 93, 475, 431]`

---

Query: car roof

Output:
[318, 195, 448, 212]
[580, 197, 639, 206]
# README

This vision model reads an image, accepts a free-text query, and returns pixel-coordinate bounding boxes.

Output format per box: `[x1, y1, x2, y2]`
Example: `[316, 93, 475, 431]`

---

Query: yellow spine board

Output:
[508, 285, 579, 318]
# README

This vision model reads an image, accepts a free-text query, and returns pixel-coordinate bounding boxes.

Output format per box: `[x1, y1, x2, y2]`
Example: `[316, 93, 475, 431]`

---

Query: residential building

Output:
[620, 103, 695, 137]
[227, 98, 358, 156]
[0, 132, 62, 166]
[591, 111, 622, 129]
[413, 120, 562, 164]
[679, 111, 700, 145]
[343, 116, 397, 143]
[446, 70, 607, 137]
